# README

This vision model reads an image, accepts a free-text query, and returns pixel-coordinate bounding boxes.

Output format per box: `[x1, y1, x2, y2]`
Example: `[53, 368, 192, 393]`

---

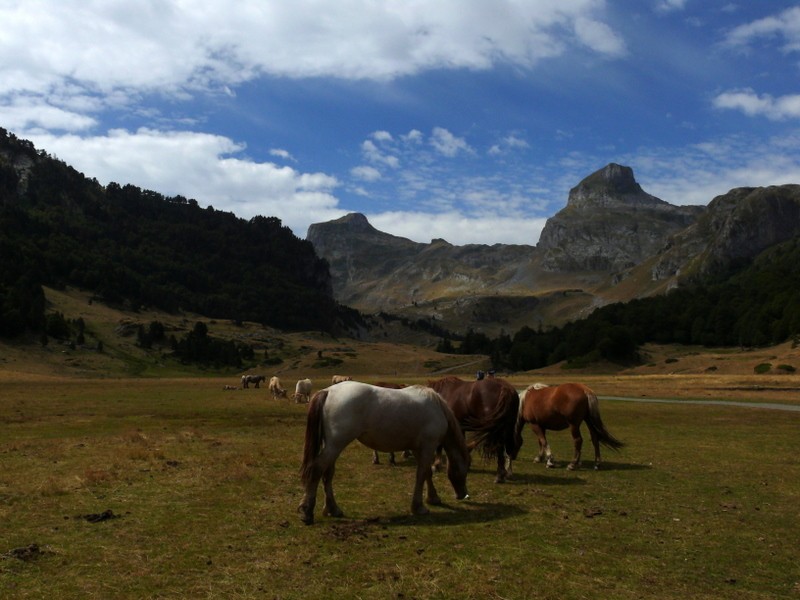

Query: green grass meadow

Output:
[1, 377, 799, 599]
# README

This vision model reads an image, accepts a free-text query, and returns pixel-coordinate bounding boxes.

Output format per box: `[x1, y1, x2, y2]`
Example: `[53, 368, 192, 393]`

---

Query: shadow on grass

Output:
[383, 500, 527, 528]
[314, 499, 528, 535]
[505, 472, 587, 485]
[511, 460, 652, 474]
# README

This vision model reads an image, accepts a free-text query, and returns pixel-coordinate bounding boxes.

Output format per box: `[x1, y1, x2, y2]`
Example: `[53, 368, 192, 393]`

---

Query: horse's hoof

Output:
[494, 476, 506, 484]
[298, 506, 314, 525]
[413, 506, 431, 516]
[323, 507, 344, 518]
[427, 497, 442, 506]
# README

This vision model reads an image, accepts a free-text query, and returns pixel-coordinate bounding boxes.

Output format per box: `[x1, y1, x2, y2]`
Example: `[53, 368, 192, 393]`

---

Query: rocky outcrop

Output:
[307, 212, 533, 311]
[537, 164, 703, 272]
[650, 184, 800, 281]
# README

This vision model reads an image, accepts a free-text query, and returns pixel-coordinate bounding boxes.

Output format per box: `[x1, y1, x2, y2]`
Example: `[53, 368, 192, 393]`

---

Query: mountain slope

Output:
[309, 164, 800, 336]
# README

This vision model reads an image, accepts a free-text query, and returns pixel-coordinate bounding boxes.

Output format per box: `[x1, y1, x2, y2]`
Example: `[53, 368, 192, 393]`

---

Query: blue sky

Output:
[2, 1, 800, 245]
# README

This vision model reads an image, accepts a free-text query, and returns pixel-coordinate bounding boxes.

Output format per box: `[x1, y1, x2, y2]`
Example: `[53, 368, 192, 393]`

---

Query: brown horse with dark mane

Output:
[428, 376, 521, 483]
[517, 383, 624, 470]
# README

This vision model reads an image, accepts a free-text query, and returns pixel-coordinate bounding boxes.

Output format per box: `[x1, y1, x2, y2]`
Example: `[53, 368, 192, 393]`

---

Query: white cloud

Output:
[24, 128, 343, 237]
[0, 1, 624, 104]
[351, 165, 382, 181]
[361, 139, 400, 168]
[655, 0, 688, 13]
[269, 148, 296, 161]
[430, 127, 473, 157]
[402, 129, 424, 144]
[368, 211, 549, 246]
[723, 6, 800, 52]
[713, 89, 800, 120]
[0, 96, 98, 132]
[371, 130, 393, 142]
[619, 131, 800, 207]
[573, 16, 627, 56]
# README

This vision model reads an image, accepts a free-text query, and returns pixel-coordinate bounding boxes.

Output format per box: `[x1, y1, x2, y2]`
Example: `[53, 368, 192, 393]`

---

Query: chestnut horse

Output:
[428, 376, 521, 483]
[517, 383, 624, 470]
[298, 382, 470, 525]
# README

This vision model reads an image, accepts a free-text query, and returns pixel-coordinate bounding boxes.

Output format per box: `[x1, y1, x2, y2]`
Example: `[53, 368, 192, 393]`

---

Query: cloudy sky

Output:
[2, 1, 800, 245]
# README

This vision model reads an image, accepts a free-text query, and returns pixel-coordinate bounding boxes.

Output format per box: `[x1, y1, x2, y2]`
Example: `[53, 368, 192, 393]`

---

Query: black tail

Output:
[466, 385, 520, 460]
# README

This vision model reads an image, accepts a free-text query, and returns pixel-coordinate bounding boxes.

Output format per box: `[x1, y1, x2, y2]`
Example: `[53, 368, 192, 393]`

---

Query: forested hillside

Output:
[0, 128, 359, 338]
[444, 235, 800, 370]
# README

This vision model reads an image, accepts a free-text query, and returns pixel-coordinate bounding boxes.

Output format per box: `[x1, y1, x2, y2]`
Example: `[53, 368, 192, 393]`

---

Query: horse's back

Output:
[324, 382, 446, 452]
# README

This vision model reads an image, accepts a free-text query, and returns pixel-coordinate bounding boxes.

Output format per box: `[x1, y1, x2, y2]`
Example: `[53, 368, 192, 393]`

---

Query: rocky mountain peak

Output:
[538, 163, 703, 272]
[567, 163, 667, 211]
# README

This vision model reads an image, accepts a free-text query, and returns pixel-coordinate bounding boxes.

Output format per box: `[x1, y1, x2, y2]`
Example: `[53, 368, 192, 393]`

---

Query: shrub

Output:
[754, 363, 772, 374]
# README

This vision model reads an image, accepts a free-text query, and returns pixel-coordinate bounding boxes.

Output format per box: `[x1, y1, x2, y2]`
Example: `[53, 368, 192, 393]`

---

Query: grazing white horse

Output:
[269, 376, 287, 400]
[294, 378, 312, 403]
[298, 381, 470, 524]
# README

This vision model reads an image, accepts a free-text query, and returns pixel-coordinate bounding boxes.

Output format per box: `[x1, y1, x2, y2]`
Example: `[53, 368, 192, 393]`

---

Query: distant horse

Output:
[241, 374, 265, 389]
[298, 381, 470, 525]
[294, 378, 312, 403]
[269, 376, 287, 400]
[517, 383, 624, 470]
[331, 375, 352, 384]
[428, 376, 521, 483]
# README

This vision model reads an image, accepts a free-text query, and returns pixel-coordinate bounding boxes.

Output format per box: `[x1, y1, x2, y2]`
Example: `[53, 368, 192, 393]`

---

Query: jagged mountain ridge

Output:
[308, 163, 800, 336]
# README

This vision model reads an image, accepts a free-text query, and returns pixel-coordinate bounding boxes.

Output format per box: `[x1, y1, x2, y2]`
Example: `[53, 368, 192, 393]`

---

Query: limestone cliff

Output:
[537, 163, 703, 272]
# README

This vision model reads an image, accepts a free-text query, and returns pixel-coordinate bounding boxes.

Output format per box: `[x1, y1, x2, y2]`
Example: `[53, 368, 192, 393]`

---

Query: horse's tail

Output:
[585, 388, 624, 451]
[467, 384, 521, 460]
[300, 389, 328, 484]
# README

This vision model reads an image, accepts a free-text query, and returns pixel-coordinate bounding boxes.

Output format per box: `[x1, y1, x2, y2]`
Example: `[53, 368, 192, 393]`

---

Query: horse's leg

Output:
[432, 445, 443, 472]
[494, 450, 508, 483]
[372, 450, 380, 465]
[389, 452, 396, 466]
[530, 424, 554, 467]
[411, 447, 437, 514]
[567, 424, 583, 470]
[321, 460, 344, 518]
[298, 456, 328, 525]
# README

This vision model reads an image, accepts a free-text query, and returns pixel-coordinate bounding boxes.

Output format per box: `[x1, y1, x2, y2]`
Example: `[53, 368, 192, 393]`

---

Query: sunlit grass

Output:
[1, 377, 799, 599]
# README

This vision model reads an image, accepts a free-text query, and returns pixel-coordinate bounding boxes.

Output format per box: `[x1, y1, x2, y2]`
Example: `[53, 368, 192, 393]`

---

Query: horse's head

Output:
[446, 452, 470, 500]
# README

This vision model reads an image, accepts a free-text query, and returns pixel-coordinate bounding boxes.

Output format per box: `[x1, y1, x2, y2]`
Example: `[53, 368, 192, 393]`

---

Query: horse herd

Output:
[295, 375, 624, 525]
[238, 374, 321, 403]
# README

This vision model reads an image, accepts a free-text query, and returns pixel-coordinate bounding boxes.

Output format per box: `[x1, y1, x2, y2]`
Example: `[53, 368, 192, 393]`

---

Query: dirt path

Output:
[600, 396, 800, 412]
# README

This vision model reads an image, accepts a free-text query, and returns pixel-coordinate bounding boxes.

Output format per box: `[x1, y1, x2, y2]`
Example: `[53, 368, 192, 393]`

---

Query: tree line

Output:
[0, 127, 363, 340]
